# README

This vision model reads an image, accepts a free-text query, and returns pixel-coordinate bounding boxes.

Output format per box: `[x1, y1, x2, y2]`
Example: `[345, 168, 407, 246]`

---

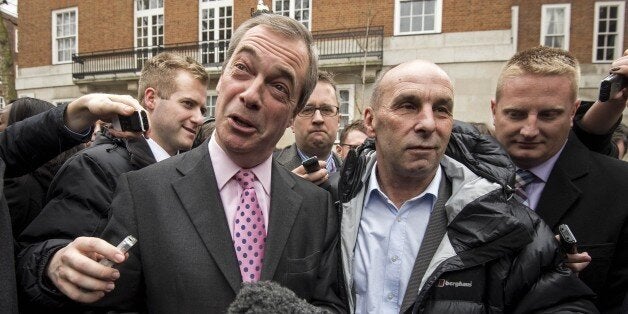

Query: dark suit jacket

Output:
[96, 140, 345, 313]
[274, 143, 342, 172]
[536, 133, 628, 312]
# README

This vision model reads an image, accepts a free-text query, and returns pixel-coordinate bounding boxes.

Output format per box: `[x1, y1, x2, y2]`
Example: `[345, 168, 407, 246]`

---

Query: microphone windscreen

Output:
[228, 281, 326, 313]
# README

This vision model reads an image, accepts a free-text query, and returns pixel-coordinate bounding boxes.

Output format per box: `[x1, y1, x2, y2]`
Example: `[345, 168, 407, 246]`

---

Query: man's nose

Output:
[238, 77, 263, 110]
[311, 108, 324, 123]
[414, 105, 436, 133]
[520, 116, 539, 138]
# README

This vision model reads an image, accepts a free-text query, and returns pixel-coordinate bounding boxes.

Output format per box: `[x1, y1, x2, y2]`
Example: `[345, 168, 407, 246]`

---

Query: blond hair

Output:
[138, 52, 209, 105]
[496, 46, 580, 102]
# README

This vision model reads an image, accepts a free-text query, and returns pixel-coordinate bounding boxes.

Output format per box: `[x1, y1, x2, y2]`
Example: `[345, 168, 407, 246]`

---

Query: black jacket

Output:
[0, 105, 88, 314]
[337, 121, 597, 313]
[16, 132, 156, 309]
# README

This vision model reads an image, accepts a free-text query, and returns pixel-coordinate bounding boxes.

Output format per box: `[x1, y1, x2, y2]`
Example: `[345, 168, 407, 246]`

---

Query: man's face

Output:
[292, 81, 340, 157]
[146, 70, 207, 155]
[214, 25, 309, 168]
[0, 103, 12, 132]
[336, 130, 368, 160]
[365, 61, 454, 180]
[491, 74, 578, 169]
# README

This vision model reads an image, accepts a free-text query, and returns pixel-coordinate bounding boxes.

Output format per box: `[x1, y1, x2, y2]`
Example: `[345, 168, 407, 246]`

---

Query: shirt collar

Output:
[145, 137, 172, 162]
[364, 161, 441, 210]
[521, 141, 567, 183]
[208, 135, 272, 195]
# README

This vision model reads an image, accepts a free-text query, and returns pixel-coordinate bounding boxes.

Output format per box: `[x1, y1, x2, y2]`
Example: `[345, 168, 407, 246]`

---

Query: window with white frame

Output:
[593, 1, 625, 62]
[52, 8, 77, 64]
[395, 0, 442, 35]
[205, 93, 218, 117]
[541, 4, 570, 50]
[199, 0, 232, 65]
[272, 0, 311, 29]
[135, 0, 164, 67]
[336, 85, 355, 142]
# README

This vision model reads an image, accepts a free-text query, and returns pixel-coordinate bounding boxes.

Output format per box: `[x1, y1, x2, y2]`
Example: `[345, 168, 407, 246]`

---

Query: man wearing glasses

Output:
[275, 70, 342, 185]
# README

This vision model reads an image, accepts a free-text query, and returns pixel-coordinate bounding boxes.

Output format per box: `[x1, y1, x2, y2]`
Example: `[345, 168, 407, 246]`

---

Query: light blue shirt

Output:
[353, 163, 441, 314]
[519, 142, 566, 210]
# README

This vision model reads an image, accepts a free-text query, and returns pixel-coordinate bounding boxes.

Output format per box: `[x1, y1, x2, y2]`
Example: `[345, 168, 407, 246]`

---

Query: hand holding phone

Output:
[100, 235, 137, 267]
[558, 224, 578, 255]
[302, 156, 321, 174]
[599, 73, 626, 102]
[112, 110, 149, 132]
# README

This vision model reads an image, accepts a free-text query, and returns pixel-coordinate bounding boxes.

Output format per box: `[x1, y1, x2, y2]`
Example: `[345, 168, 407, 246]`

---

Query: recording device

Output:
[228, 281, 322, 313]
[99, 235, 137, 267]
[558, 224, 578, 255]
[302, 156, 321, 173]
[599, 73, 625, 102]
[111, 110, 149, 132]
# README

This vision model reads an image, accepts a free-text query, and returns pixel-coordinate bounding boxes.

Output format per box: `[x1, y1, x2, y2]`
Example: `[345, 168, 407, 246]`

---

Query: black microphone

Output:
[228, 281, 327, 313]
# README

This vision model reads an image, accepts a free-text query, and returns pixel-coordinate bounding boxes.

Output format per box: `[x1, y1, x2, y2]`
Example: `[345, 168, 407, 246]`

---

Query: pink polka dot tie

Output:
[233, 169, 266, 282]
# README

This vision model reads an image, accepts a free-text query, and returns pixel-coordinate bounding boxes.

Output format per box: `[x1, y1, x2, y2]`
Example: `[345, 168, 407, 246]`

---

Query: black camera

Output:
[599, 73, 626, 102]
[112, 110, 149, 132]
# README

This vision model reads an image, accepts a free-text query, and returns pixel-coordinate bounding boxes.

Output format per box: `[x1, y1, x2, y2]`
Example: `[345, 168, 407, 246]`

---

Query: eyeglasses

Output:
[298, 105, 339, 117]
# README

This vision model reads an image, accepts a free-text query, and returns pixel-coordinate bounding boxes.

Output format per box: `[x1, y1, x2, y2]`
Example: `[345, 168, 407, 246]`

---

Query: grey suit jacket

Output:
[274, 143, 342, 173]
[96, 140, 345, 313]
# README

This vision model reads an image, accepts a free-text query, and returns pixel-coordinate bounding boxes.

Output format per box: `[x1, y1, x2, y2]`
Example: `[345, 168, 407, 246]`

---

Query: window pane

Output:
[424, 15, 434, 30]
[400, 17, 410, 32]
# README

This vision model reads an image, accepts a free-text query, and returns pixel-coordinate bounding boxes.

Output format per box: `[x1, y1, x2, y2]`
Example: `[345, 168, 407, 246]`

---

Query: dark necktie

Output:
[515, 169, 536, 203]
[233, 169, 266, 282]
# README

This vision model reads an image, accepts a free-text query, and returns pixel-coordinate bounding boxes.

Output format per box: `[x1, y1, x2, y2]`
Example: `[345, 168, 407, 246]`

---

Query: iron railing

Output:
[72, 26, 383, 79]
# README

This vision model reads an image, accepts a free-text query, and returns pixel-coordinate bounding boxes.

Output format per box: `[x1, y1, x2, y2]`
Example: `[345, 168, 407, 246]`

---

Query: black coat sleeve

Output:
[0, 104, 88, 178]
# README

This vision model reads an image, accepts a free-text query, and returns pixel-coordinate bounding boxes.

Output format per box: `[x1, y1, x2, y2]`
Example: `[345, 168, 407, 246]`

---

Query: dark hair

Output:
[8, 97, 55, 125]
[339, 119, 367, 144]
[192, 116, 216, 148]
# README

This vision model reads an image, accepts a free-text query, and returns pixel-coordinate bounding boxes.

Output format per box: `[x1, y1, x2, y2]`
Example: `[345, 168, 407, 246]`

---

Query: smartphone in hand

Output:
[302, 156, 321, 174]
[112, 110, 149, 132]
[558, 224, 578, 255]
[599, 73, 625, 102]
[100, 235, 138, 267]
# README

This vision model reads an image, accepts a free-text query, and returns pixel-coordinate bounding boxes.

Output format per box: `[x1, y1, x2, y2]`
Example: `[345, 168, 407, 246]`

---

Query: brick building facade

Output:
[0, 7, 17, 108]
[14, 0, 627, 144]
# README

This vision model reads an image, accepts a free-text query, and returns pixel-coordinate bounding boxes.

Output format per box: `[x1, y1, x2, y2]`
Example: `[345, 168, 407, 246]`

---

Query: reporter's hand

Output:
[292, 161, 329, 186]
[606, 49, 628, 106]
[565, 252, 592, 275]
[64, 94, 143, 134]
[554, 234, 591, 276]
[46, 237, 126, 303]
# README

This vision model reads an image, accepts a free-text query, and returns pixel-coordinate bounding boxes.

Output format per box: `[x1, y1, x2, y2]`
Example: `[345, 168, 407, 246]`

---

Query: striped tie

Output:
[515, 169, 536, 203]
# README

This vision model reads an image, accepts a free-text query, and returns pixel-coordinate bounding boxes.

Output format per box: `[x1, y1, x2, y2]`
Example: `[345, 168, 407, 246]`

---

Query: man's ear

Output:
[570, 99, 581, 127]
[335, 144, 342, 155]
[144, 88, 157, 111]
[364, 107, 376, 138]
[490, 99, 498, 123]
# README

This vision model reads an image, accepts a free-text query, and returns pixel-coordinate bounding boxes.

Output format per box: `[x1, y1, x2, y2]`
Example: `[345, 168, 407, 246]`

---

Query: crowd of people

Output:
[1, 13, 627, 314]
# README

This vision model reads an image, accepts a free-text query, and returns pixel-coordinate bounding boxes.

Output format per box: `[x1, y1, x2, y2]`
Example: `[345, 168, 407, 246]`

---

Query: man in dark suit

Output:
[40, 14, 345, 313]
[0, 94, 144, 313]
[491, 46, 628, 312]
[275, 70, 342, 186]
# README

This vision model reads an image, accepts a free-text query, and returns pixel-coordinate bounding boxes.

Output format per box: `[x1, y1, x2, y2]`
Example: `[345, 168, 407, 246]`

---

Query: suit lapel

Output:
[535, 135, 588, 229]
[261, 161, 303, 280]
[171, 145, 242, 293]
